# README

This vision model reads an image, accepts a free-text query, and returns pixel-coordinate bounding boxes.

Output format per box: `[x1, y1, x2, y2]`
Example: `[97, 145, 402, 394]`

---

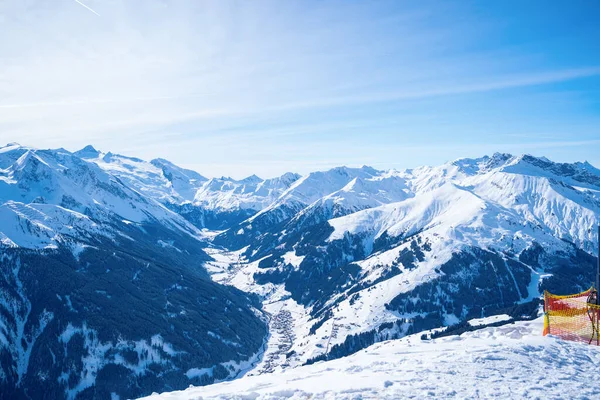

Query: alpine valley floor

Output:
[140, 316, 600, 400]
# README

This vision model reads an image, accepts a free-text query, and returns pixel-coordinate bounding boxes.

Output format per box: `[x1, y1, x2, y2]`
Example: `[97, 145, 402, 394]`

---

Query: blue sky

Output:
[0, 0, 599, 178]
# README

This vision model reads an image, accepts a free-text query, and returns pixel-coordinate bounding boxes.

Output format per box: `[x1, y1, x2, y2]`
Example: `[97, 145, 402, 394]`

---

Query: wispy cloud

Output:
[0, 94, 207, 109]
[263, 67, 600, 113]
[1, 1, 599, 177]
[73, 0, 100, 17]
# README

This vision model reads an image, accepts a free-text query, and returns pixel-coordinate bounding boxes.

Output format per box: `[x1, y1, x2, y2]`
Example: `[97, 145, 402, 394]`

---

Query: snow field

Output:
[141, 317, 600, 400]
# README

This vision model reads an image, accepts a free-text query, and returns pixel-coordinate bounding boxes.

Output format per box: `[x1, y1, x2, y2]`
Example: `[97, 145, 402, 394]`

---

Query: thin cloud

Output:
[1, 1, 599, 178]
[0, 94, 205, 109]
[3, 67, 598, 112]
[269, 67, 600, 112]
[73, 0, 100, 17]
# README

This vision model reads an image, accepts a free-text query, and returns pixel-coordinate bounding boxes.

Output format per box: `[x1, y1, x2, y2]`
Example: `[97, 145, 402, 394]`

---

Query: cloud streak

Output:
[264, 66, 600, 113]
[2, 66, 598, 113]
[1, 1, 599, 178]
[73, 0, 100, 16]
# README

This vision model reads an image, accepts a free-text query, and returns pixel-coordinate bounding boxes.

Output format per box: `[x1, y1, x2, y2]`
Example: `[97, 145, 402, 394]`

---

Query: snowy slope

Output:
[2, 143, 599, 398]
[0, 144, 269, 399]
[193, 172, 300, 212]
[288, 172, 413, 229]
[215, 166, 415, 249]
[328, 154, 600, 254]
[141, 317, 600, 400]
[76, 145, 206, 204]
[209, 152, 600, 370]
[247, 166, 384, 222]
[76, 144, 301, 229]
[0, 144, 203, 250]
[0, 201, 112, 249]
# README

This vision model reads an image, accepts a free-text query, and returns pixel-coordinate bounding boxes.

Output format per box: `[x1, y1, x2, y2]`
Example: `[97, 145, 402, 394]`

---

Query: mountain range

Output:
[0, 142, 598, 399]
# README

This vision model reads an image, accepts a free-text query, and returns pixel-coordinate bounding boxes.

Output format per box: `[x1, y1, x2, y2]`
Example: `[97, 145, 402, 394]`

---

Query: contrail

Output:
[74, 0, 100, 16]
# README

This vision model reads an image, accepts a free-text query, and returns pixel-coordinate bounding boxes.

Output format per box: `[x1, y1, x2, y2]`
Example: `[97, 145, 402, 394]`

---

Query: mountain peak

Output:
[0, 143, 24, 153]
[150, 157, 169, 166]
[241, 174, 263, 183]
[279, 172, 302, 182]
[500, 154, 600, 188]
[359, 165, 378, 174]
[74, 145, 101, 159]
[150, 158, 207, 184]
[508, 153, 559, 170]
[575, 161, 600, 175]
[450, 153, 514, 174]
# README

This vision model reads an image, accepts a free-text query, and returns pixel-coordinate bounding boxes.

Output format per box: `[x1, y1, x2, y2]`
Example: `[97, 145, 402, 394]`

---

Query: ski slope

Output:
[140, 317, 600, 400]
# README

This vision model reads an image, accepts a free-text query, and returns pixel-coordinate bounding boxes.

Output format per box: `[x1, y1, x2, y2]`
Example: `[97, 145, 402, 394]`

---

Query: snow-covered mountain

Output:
[140, 317, 600, 400]
[75, 146, 208, 205]
[181, 172, 301, 230]
[214, 166, 409, 248]
[75, 145, 301, 230]
[194, 173, 301, 212]
[209, 152, 600, 370]
[1, 143, 599, 399]
[0, 144, 204, 250]
[0, 144, 268, 399]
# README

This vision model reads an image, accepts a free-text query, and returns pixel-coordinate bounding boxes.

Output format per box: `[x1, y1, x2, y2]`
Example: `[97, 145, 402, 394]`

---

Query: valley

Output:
[0, 143, 599, 399]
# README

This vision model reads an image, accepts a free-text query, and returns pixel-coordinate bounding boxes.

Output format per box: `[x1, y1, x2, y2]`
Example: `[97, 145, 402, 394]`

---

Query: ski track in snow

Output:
[140, 317, 600, 400]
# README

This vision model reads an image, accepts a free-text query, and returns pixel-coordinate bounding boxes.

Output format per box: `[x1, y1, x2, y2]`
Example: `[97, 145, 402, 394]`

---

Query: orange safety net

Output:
[543, 287, 600, 345]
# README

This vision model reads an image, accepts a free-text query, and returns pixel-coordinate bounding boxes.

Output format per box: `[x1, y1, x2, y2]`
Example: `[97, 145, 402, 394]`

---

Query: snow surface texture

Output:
[141, 317, 600, 400]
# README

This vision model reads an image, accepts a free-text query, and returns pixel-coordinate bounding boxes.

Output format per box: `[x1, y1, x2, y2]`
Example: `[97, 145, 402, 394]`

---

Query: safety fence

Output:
[543, 287, 600, 345]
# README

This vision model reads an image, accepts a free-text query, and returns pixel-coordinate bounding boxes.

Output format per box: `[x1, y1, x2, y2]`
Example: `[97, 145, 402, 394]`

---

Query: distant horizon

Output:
[5, 141, 599, 181]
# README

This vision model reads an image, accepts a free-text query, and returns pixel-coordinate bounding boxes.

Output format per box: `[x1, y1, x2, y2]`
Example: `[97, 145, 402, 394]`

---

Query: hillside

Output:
[0, 144, 268, 399]
[1, 144, 598, 398]
[208, 153, 600, 370]
[140, 316, 600, 399]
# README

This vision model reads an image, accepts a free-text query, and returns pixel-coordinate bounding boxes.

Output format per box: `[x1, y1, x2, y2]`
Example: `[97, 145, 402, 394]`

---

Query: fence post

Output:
[542, 291, 549, 336]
